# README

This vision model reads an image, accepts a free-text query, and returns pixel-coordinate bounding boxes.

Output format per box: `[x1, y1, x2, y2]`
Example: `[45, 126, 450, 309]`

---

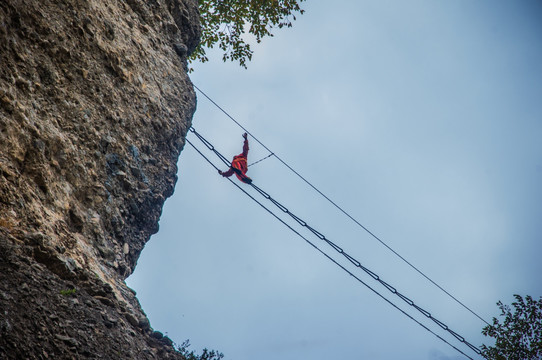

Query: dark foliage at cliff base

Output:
[175, 340, 224, 360]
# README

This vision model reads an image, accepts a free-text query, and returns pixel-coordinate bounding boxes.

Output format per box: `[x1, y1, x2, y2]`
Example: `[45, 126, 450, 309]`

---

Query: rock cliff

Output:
[0, 0, 200, 358]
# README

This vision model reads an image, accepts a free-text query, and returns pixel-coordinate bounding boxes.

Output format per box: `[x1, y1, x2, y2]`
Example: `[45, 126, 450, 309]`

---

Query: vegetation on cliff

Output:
[191, 0, 306, 68]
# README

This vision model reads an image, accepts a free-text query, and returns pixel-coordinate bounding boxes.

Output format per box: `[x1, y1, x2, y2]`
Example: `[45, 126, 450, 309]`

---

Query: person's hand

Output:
[218, 170, 223, 175]
[243, 132, 248, 139]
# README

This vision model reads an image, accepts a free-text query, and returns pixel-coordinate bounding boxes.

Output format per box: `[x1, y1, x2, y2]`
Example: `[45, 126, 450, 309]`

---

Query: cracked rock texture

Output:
[0, 0, 200, 358]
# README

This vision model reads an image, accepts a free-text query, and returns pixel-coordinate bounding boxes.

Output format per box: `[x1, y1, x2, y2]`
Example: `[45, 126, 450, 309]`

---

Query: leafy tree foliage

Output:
[175, 340, 224, 360]
[190, 0, 306, 68]
[481, 294, 542, 360]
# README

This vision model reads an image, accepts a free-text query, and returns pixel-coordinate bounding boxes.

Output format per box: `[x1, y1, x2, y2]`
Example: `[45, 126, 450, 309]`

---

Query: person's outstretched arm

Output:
[241, 133, 249, 158]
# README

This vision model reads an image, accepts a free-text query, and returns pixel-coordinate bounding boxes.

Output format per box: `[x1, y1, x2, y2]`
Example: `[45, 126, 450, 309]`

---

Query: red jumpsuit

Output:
[219, 134, 252, 184]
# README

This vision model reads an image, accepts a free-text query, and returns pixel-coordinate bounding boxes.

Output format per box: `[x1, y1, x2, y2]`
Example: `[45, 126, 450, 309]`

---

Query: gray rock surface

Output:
[0, 0, 200, 358]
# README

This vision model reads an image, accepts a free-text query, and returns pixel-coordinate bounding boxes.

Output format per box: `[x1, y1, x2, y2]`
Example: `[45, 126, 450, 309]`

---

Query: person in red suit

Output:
[218, 133, 252, 184]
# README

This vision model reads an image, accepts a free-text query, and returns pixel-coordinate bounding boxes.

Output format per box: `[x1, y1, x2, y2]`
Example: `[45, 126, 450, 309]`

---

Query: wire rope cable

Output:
[248, 152, 274, 167]
[187, 127, 482, 358]
[185, 134, 478, 360]
[193, 84, 491, 327]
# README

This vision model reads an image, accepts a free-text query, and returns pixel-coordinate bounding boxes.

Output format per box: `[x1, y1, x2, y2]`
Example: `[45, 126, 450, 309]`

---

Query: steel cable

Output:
[187, 128, 482, 358]
[185, 134, 476, 360]
[249, 182, 482, 356]
[192, 84, 491, 328]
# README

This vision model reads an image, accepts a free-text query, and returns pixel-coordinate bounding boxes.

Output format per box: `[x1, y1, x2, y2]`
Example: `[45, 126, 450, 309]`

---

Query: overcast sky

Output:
[127, 1, 542, 359]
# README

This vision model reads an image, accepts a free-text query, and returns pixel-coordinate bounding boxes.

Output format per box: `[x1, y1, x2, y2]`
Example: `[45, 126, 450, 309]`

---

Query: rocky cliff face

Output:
[0, 0, 200, 358]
